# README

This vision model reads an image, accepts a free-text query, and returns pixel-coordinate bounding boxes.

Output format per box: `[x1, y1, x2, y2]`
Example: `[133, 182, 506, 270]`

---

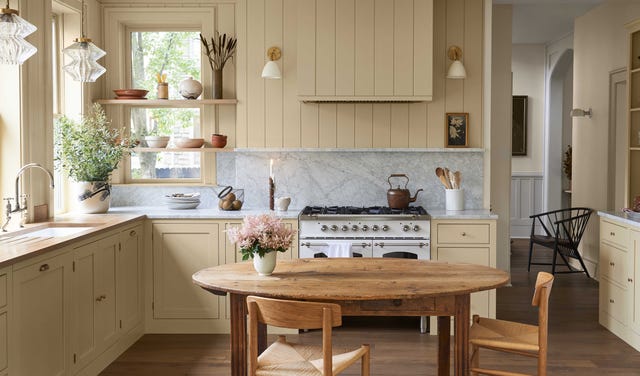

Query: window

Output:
[127, 31, 203, 181]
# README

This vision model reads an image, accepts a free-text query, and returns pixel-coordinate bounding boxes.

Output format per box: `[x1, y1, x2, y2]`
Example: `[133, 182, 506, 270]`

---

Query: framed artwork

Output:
[445, 113, 469, 147]
[512, 95, 528, 156]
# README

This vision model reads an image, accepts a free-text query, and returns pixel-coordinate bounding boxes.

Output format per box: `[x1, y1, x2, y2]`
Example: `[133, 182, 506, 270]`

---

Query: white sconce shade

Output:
[570, 108, 592, 118]
[446, 45, 466, 79]
[62, 0, 106, 82]
[62, 38, 106, 82]
[262, 46, 282, 79]
[0, 1, 37, 65]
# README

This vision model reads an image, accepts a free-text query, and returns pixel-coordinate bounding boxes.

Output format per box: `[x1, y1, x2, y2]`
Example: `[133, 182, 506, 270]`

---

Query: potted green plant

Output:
[54, 104, 134, 213]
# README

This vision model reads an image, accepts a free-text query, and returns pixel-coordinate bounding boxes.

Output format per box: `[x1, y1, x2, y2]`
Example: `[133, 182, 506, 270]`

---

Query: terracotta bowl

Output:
[211, 134, 228, 148]
[113, 89, 149, 99]
[143, 136, 170, 148]
[174, 137, 205, 148]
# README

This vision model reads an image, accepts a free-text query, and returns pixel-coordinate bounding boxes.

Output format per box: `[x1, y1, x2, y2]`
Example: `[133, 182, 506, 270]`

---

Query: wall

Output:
[573, 1, 640, 274]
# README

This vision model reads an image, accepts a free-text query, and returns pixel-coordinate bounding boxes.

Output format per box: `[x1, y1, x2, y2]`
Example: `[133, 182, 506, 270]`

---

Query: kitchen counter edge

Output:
[107, 206, 301, 219]
[598, 210, 640, 227]
[428, 209, 497, 220]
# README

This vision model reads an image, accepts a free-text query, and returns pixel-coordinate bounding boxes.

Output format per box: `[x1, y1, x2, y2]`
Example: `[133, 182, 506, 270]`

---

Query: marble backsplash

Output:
[111, 150, 485, 210]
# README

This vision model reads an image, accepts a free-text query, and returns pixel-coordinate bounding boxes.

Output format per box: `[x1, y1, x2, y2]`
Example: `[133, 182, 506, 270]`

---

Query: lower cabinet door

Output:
[118, 225, 143, 334]
[12, 252, 72, 376]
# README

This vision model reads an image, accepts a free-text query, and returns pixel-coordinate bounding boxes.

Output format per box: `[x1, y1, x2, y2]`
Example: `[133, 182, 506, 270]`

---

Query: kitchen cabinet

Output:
[117, 224, 144, 335]
[598, 215, 640, 351]
[429, 219, 496, 335]
[12, 250, 73, 376]
[71, 233, 119, 373]
[627, 19, 640, 207]
[0, 267, 10, 376]
[297, 0, 433, 102]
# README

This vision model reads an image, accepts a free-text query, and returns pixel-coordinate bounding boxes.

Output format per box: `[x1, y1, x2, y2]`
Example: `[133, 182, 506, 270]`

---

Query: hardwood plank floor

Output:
[101, 239, 640, 375]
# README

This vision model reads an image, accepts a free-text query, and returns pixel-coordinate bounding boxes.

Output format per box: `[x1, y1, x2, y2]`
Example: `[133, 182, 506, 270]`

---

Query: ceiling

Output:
[494, 0, 605, 44]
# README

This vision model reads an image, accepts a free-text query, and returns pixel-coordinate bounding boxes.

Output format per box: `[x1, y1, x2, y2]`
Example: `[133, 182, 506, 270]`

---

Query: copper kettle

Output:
[387, 174, 423, 209]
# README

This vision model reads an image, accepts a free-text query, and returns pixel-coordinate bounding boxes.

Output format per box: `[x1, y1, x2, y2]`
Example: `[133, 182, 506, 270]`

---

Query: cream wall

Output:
[573, 1, 640, 274]
[512, 44, 545, 174]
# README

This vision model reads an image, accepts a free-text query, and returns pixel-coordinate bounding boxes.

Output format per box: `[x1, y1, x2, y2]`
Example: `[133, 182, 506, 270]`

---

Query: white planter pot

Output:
[73, 181, 111, 214]
[253, 251, 277, 276]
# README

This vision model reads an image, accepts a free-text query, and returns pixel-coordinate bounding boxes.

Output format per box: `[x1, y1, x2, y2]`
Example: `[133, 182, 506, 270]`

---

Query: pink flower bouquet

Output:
[227, 213, 296, 260]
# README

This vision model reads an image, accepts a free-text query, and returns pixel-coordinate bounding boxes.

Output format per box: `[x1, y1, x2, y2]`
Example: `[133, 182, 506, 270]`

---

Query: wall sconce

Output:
[446, 45, 466, 79]
[0, 0, 37, 65]
[570, 108, 592, 118]
[261, 46, 281, 79]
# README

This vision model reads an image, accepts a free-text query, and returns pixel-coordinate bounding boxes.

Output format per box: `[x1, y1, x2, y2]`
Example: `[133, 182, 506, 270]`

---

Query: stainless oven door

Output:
[372, 239, 430, 260]
[299, 240, 373, 258]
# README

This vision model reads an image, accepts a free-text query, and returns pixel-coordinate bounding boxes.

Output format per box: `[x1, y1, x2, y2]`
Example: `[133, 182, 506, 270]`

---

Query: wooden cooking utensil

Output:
[453, 171, 461, 189]
[435, 167, 452, 189]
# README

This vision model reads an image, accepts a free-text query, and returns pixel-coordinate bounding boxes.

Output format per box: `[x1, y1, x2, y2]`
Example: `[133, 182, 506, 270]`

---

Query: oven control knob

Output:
[330, 225, 338, 231]
[320, 225, 328, 231]
[402, 225, 410, 232]
[413, 225, 420, 232]
[361, 225, 369, 232]
[371, 225, 379, 232]
[352, 225, 359, 231]
[382, 225, 389, 232]
[341, 225, 349, 232]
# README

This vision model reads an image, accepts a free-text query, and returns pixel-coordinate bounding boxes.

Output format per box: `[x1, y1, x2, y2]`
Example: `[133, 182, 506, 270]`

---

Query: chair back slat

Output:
[246, 295, 342, 329]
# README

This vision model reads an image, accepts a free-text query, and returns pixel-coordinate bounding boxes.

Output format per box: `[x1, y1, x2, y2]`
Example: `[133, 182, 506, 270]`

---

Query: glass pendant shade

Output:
[0, 8, 37, 65]
[62, 38, 106, 82]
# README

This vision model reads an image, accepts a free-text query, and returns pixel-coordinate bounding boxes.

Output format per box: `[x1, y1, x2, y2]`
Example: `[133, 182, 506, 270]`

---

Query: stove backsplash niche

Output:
[217, 151, 484, 210]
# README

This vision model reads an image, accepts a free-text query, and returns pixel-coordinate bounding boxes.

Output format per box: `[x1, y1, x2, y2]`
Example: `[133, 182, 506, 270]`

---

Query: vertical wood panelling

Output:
[374, 0, 394, 96]
[265, 0, 284, 147]
[426, 0, 447, 147]
[337, 104, 356, 147]
[315, 0, 336, 95]
[372, 104, 391, 147]
[510, 176, 544, 238]
[464, 0, 483, 148]
[318, 104, 338, 147]
[414, 0, 433, 96]
[247, 0, 266, 146]
[408, 102, 428, 147]
[297, 0, 316, 95]
[217, 4, 237, 148]
[235, 0, 248, 147]
[354, 104, 373, 147]
[390, 104, 409, 147]
[335, 0, 356, 96]
[301, 103, 319, 147]
[394, 0, 413, 96]
[355, 0, 374, 96]
[283, 0, 301, 147]
[444, 0, 465, 113]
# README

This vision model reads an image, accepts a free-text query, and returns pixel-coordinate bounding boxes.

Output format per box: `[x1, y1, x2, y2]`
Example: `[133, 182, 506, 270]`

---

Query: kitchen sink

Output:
[0, 222, 103, 246]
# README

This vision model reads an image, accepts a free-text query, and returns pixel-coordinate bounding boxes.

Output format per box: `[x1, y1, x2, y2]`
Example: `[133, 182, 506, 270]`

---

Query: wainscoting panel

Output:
[511, 174, 544, 238]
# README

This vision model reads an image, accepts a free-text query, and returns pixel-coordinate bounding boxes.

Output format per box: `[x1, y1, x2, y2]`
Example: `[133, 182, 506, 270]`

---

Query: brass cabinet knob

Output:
[39, 264, 49, 272]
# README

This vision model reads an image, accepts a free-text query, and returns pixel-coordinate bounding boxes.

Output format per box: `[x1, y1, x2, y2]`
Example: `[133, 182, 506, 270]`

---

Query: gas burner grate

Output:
[301, 205, 427, 216]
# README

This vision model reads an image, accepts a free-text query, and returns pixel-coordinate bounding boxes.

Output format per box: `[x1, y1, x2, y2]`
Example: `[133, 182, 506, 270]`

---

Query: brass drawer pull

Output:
[129, 230, 137, 237]
[610, 232, 615, 236]
[95, 294, 107, 302]
[39, 264, 49, 272]
[610, 299, 615, 303]
[610, 262, 615, 266]
[629, 278, 634, 283]
[461, 232, 467, 236]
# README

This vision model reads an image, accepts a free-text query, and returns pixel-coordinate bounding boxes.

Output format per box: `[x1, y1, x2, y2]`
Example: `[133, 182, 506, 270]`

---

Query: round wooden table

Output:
[193, 258, 510, 376]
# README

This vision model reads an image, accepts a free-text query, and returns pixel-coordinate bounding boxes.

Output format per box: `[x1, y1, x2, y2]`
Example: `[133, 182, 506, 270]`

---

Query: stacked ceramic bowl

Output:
[165, 193, 201, 210]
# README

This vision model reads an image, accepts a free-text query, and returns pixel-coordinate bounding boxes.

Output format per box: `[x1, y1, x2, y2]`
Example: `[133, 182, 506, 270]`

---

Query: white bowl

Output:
[143, 136, 170, 148]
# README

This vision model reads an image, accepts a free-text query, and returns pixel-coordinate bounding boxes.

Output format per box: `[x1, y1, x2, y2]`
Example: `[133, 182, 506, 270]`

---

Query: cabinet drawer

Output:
[600, 278, 630, 325]
[436, 224, 490, 244]
[600, 242, 630, 287]
[601, 220, 628, 249]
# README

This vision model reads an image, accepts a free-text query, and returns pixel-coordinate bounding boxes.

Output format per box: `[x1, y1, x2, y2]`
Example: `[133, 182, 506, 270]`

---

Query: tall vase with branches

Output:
[200, 32, 237, 99]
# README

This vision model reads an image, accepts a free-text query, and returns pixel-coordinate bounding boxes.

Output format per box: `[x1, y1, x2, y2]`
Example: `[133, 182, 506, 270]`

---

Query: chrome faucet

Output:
[2, 163, 55, 232]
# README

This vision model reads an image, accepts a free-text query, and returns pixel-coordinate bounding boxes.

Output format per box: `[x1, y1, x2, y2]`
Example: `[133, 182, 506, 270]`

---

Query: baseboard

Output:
[75, 323, 145, 376]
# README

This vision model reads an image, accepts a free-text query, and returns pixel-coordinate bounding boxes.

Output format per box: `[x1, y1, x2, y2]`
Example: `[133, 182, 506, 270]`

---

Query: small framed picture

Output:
[445, 113, 469, 147]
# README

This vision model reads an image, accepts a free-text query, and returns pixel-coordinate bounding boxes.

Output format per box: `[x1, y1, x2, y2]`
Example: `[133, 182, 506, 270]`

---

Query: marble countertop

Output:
[107, 206, 301, 219]
[598, 210, 640, 227]
[428, 209, 497, 220]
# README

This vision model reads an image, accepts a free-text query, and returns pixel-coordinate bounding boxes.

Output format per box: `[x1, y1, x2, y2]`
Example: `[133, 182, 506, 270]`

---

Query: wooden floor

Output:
[101, 240, 640, 375]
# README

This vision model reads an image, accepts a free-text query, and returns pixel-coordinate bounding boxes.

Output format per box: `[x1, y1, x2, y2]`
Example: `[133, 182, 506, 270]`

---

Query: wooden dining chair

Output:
[246, 295, 370, 376]
[469, 272, 554, 376]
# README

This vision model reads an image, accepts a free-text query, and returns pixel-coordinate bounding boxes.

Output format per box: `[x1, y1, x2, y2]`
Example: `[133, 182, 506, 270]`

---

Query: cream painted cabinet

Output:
[117, 224, 144, 335]
[71, 233, 119, 373]
[626, 20, 640, 206]
[12, 251, 73, 376]
[297, 0, 433, 101]
[0, 267, 10, 376]
[429, 219, 497, 335]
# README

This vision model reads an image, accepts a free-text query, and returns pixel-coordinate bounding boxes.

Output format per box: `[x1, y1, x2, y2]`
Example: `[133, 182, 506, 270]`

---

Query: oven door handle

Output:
[374, 242, 429, 248]
[301, 242, 370, 248]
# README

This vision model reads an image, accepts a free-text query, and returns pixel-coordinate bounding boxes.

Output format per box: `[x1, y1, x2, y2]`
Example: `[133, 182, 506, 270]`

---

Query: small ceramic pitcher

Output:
[275, 197, 291, 211]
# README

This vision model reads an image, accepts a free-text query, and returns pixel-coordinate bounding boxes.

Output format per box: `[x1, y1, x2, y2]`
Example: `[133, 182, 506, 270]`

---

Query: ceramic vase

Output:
[178, 76, 203, 99]
[213, 69, 223, 99]
[253, 251, 277, 276]
[73, 181, 111, 214]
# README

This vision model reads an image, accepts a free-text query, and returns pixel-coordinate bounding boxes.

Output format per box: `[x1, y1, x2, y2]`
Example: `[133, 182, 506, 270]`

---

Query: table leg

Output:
[454, 294, 471, 376]
[437, 316, 451, 376]
[230, 293, 247, 376]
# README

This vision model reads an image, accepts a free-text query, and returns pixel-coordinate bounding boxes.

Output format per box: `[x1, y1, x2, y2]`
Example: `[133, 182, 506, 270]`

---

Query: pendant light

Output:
[0, 0, 37, 65]
[62, 0, 105, 82]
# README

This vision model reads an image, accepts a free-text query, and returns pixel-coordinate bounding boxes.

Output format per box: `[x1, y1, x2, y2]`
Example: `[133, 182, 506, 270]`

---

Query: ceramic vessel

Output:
[253, 251, 277, 276]
[178, 77, 203, 99]
[143, 136, 170, 148]
[275, 197, 291, 211]
[73, 181, 111, 214]
[213, 69, 223, 99]
[211, 134, 227, 148]
[156, 83, 168, 99]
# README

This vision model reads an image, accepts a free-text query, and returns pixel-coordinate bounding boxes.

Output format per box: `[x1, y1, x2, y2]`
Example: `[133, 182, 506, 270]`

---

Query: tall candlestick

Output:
[269, 159, 274, 179]
[269, 177, 275, 211]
